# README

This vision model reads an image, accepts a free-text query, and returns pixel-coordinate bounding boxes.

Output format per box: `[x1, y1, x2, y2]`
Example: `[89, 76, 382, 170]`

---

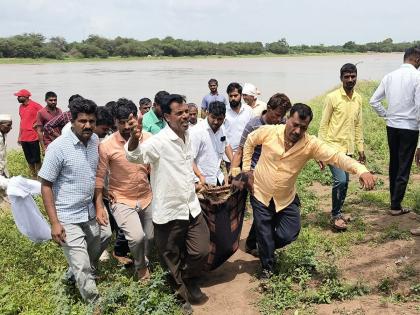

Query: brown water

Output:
[0, 53, 402, 147]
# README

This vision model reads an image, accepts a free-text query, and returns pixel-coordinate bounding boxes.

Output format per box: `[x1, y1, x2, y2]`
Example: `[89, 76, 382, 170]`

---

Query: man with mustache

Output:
[39, 98, 102, 302]
[200, 78, 227, 119]
[125, 94, 209, 314]
[318, 63, 365, 231]
[230, 93, 292, 257]
[243, 103, 375, 277]
[223, 82, 253, 172]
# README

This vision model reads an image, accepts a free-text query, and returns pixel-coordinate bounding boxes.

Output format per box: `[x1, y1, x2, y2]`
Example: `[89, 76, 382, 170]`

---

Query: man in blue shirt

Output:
[39, 98, 102, 303]
[201, 78, 227, 119]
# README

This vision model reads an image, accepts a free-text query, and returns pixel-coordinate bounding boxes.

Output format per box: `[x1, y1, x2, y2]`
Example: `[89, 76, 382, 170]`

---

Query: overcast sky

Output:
[0, 0, 418, 45]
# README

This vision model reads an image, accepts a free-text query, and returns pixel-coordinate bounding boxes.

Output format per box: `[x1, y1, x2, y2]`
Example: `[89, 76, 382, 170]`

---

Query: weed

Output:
[377, 223, 411, 243]
[398, 264, 417, 280]
[377, 277, 396, 295]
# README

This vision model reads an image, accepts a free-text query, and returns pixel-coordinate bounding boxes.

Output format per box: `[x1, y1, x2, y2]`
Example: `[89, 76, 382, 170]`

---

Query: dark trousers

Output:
[245, 221, 257, 250]
[387, 126, 419, 210]
[103, 199, 129, 256]
[154, 213, 210, 302]
[251, 195, 301, 273]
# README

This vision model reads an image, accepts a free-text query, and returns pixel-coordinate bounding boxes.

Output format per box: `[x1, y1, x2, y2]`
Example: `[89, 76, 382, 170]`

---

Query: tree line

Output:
[0, 33, 419, 60]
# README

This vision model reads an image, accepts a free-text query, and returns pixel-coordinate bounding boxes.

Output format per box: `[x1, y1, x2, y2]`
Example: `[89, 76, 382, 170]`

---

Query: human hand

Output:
[317, 160, 325, 170]
[358, 151, 366, 164]
[128, 113, 143, 139]
[108, 191, 116, 204]
[246, 171, 254, 194]
[415, 148, 420, 167]
[359, 172, 375, 190]
[51, 222, 66, 245]
[96, 206, 109, 226]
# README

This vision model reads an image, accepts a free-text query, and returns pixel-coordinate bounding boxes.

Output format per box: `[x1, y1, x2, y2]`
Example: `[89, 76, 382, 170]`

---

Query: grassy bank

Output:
[0, 81, 418, 314]
[0, 52, 399, 65]
[258, 80, 420, 314]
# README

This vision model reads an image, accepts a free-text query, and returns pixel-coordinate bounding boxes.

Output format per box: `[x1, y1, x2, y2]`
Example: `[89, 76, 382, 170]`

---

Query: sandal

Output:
[388, 208, 411, 216]
[331, 215, 348, 231]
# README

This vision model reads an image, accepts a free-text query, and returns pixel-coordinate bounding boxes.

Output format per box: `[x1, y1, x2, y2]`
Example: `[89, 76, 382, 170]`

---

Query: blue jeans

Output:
[328, 164, 349, 218]
[251, 195, 301, 273]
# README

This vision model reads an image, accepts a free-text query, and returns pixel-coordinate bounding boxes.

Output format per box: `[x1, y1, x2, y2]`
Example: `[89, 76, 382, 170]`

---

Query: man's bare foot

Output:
[112, 252, 133, 266]
[136, 267, 150, 282]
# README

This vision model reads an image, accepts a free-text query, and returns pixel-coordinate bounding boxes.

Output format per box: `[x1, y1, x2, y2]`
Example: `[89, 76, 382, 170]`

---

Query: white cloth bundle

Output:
[6, 176, 51, 242]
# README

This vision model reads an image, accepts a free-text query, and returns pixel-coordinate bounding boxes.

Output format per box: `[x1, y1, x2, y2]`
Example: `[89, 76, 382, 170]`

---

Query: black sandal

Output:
[388, 208, 411, 216]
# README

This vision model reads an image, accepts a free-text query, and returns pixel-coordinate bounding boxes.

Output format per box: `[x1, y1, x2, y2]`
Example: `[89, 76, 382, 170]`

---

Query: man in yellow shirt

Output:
[243, 103, 375, 275]
[318, 63, 365, 231]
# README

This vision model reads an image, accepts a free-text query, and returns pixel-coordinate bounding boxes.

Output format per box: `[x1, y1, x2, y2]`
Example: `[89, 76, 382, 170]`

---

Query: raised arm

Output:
[125, 113, 159, 164]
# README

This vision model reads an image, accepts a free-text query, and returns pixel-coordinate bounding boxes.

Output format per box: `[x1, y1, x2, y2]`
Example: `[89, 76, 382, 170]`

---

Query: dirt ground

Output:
[192, 177, 419, 315]
[194, 220, 260, 315]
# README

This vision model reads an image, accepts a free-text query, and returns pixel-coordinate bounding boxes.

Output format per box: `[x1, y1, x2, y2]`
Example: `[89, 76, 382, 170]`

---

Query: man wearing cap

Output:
[0, 114, 12, 178]
[242, 83, 267, 117]
[15, 89, 43, 178]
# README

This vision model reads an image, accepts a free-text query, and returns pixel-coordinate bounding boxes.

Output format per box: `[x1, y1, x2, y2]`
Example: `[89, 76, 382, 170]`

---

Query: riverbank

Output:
[0, 81, 418, 314]
[0, 52, 401, 65]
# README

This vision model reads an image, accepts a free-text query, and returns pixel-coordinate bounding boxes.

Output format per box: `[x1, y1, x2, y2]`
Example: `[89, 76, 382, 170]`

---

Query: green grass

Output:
[1, 150, 182, 314]
[259, 80, 420, 313]
[1, 80, 418, 314]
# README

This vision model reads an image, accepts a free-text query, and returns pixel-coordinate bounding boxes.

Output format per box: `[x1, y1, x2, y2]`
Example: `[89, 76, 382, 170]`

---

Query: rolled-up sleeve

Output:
[311, 137, 368, 176]
[124, 137, 160, 165]
[243, 127, 267, 172]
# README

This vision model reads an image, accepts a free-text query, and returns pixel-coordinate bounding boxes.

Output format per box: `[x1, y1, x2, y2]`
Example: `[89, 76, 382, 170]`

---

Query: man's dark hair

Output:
[154, 91, 170, 106]
[69, 98, 97, 121]
[161, 94, 185, 116]
[45, 91, 57, 100]
[340, 63, 357, 77]
[267, 93, 292, 112]
[115, 98, 138, 120]
[208, 101, 226, 116]
[188, 103, 198, 109]
[68, 94, 83, 103]
[104, 101, 117, 117]
[289, 103, 313, 122]
[208, 78, 218, 85]
[139, 97, 152, 106]
[403, 46, 420, 61]
[226, 82, 242, 95]
[96, 106, 114, 126]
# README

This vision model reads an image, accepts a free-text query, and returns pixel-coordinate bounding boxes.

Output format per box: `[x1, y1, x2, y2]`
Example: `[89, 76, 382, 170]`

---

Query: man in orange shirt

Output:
[95, 98, 153, 281]
[243, 103, 375, 276]
[15, 89, 43, 178]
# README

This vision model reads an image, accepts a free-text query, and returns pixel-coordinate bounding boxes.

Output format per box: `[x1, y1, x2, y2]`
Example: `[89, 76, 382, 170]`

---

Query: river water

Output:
[0, 53, 402, 147]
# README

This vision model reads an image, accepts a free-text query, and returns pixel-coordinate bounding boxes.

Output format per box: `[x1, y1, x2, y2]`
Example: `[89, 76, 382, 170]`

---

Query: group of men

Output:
[1, 47, 419, 314]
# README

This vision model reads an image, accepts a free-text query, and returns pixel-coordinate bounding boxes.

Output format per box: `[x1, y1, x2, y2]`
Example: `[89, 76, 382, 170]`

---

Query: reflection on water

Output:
[0, 53, 402, 147]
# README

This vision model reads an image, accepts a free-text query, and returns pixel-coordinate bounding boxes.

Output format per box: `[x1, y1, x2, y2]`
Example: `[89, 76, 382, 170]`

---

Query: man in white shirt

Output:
[223, 82, 253, 172]
[125, 94, 209, 312]
[190, 101, 233, 186]
[242, 82, 267, 117]
[370, 47, 420, 215]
